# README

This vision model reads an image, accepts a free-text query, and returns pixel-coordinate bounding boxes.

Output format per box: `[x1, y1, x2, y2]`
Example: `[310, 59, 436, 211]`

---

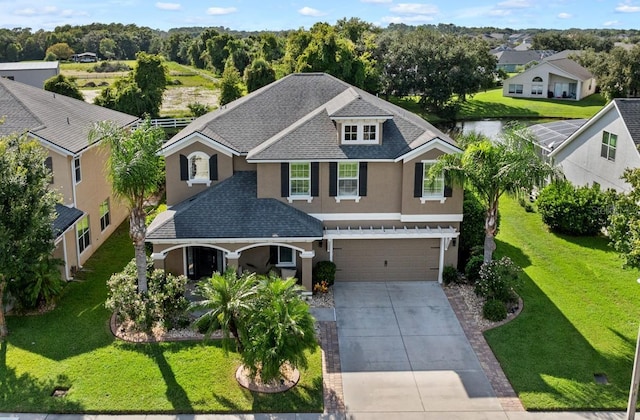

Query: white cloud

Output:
[361, 0, 393, 3]
[14, 6, 86, 17]
[156, 2, 181, 11]
[488, 9, 511, 16]
[206, 7, 237, 15]
[615, 1, 640, 12]
[14, 8, 37, 16]
[390, 3, 438, 15]
[603, 20, 621, 26]
[381, 14, 436, 23]
[496, 0, 532, 8]
[298, 6, 326, 16]
[557, 12, 572, 18]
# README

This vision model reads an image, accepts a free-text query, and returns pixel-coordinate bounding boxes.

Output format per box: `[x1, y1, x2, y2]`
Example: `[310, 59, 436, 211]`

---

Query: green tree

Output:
[45, 42, 74, 60]
[608, 169, 640, 268]
[0, 133, 59, 338]
[99, 37, 117, 59]
[242, 274, 317, 382]
[43, 74, 84, 100]
[430, 127, 559, 262]
[89, 119, 165, 292]
[244, 57, 276, 92]
[192, 269, 258, 352]
[219, 58, 243, 106]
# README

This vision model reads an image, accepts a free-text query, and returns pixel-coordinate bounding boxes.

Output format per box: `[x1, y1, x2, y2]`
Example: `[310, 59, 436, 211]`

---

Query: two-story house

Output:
[0, 77, 138, 280]
[147, 73, 462, 291]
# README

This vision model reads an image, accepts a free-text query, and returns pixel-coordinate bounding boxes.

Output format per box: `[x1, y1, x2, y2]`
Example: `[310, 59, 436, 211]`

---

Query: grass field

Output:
[0, 223, 322, 414]
[485, 197, 640, 410]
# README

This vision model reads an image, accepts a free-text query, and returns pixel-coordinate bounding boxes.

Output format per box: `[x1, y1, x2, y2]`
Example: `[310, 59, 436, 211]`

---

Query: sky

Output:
[0, 0, 639, 32]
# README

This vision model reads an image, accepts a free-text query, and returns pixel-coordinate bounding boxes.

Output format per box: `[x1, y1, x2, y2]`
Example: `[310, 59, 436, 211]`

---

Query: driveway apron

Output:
[335, 281, 503, 415]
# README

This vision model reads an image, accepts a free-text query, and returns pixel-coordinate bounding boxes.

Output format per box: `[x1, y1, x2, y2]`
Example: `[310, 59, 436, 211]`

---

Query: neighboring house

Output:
[0, 78, 138, 279]
[147, 73, 463, 291]
[502, 56, 596, 100]
[0, 61, 59, 89]
[492, 50, 554, 73]
[72, 52, 98, 63]
[528, 119, 588, 155]
[549, 98, 640, 192]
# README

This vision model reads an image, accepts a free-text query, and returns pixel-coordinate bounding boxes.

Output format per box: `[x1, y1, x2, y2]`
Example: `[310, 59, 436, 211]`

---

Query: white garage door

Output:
[332, 238, 440, 282]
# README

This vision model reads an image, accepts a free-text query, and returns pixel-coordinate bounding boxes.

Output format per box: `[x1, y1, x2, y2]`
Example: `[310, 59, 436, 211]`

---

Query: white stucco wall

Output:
[553, 107, 640, 192]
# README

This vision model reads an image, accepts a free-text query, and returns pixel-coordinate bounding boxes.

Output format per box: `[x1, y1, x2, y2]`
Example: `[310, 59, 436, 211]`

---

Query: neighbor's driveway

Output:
[334, 281, 504, 416]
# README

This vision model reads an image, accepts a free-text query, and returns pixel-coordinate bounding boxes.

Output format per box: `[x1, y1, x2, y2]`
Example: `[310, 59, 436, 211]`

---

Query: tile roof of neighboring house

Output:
[0, 78, 138, 154]
[164, 73, 455, 161]
[0, 61, 60, 71]
[53, 203, 84, 239]
[616, 98, 640, 145]
[147, 171, 323, 240]
[546, 58, 593, 81]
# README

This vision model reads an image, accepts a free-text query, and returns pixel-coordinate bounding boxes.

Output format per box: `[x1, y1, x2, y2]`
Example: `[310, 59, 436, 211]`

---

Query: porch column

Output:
[300, 251, 315, 294]
[438, 237, 446, 284]
[151, 252, 166, 271]
[226, 251, 241, 273]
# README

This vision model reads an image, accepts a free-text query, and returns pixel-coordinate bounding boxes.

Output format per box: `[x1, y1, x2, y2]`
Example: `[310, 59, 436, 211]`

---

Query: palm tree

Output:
[431, 125, 560, 262]
[89, 119, 165, 292]
[242, 273, 317, 382]
[191, 269, 258, 353]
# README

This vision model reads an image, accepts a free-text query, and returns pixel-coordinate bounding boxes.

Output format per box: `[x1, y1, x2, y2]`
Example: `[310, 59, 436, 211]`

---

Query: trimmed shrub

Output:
[483, 299, 507, 322]
[188, 101, 210, 117]
[537, 181, 612, 236]
[475, 256, 521, 304]
[459, 193, 486, 268]
[442, 265, 460, 285]
[313, 260, 336, 286]
[465, 255, 485, 284]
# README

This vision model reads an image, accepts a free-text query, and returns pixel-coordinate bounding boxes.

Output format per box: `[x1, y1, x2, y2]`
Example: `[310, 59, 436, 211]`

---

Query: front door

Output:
[186, 247, 224, 280]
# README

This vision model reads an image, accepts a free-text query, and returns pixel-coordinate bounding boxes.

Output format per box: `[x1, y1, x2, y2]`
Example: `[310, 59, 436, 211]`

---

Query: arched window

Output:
[532, 76, 543, 82]
[531, 76, 543, 95]
[188, 152, 209, 180]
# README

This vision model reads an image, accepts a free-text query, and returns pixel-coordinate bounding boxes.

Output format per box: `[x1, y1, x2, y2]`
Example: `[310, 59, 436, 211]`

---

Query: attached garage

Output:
[332, 238, 440, 282]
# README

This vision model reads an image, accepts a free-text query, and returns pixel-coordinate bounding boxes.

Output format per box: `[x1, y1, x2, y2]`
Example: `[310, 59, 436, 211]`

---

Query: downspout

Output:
[438, 237, 445, 284]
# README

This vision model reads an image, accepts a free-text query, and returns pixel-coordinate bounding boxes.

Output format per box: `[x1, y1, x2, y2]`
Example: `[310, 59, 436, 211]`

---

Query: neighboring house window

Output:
[290, 162, 311, 197]
[344, 125, 358, 141]
[338, 162, 359, 197]
[44, 156, 53, 184]
[77, 216, 91, 253]
[341, 123, 379, 143]
[99, 199, 111, 231]
[189, 152, 209, 180]
[423, 162, 445, 198]
[278, 246, 295, 267]
[531, 77, 543, 95]
[74, 156, 81, 184]
[601, 131, 617, 162]
[508, 84, 523, 94]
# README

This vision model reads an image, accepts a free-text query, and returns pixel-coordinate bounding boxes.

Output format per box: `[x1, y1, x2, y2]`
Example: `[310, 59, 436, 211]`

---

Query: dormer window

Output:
[179, 151, 218, 187]
[189, 152, 209, 181]
[341, 122, 379, 144]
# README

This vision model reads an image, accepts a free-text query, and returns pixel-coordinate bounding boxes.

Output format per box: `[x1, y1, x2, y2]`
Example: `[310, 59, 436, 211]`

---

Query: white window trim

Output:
[186, 151, 211, 187]
[601, 131, 617, 162]
[77, 216, 91, 254]
[335, 162, 361, 202]
[340, 120, 382, 144]
[276, 246, 296, 267]
[99, 199, 111, 232]
[421, 160, 446, 204]
[288, 162, 312, 203]
[73, 156, 81, 185]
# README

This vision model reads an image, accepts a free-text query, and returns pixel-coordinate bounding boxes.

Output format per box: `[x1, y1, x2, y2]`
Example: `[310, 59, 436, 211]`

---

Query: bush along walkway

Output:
[444, 286, 525, 412]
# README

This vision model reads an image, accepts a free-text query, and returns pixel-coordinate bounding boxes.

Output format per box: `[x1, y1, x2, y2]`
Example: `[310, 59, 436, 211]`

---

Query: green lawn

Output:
[457, 88, 606, 120]
[485, 197, 640, 410]
[0, 223, 322, 413]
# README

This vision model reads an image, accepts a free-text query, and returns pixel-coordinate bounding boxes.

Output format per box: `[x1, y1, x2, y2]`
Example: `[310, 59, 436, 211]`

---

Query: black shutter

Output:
[329, 162, 337, 197]
[44, 156, 53, 183]
[414, 162, 424, 197]
[280, 162, 289, 197]
[179, 154, 188, 180]
[311, 162, 319, 197]
[444, 170, 452, 197]
[270, 246, 278, 264]
[359, 162, 368, 196]
[209, 154, 218, 181]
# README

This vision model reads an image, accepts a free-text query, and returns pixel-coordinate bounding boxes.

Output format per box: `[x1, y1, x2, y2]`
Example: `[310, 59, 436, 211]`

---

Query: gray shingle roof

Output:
[163, 73, 455, 160]
[546, 58, 593, 81]
[0, 78, 138, 154]
[147, 171, 323, 240]
[616, 98, 640, 145]
[53, 203, 84, 239]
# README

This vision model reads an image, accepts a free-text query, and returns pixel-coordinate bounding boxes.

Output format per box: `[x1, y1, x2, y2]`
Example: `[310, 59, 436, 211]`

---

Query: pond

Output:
[435, 118, 552, 140]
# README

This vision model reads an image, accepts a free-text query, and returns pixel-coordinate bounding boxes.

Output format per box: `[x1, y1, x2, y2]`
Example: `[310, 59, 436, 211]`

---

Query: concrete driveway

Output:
[335, 281, 503, 416]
